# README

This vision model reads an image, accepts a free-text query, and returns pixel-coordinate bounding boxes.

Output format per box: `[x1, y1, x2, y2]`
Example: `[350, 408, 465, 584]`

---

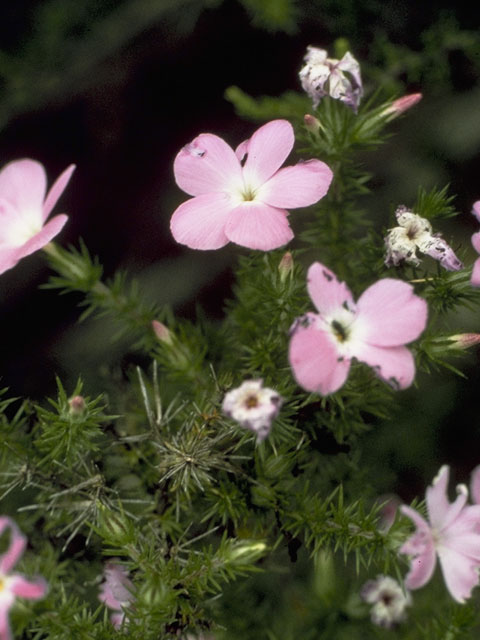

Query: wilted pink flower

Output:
[361, 575, 411, 628]
[170, 120, 333, 251]
[299, 46, 363, 112]
[0, 159, 75, 275]
[385, 205, 463, 271]
[0, 517, 47, 640]
[98, 563, 134, 629]
[400, 465, 480, 603]
[222, 379, 282, 442]
[470, 201, 480, 287]
[288, 262, 427, 395]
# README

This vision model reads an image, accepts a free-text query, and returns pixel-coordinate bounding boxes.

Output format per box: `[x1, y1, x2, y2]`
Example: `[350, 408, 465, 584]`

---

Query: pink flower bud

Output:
[304, 114, 321, 134]
[278, 251, 294, 281]
[152, 320, 173, 345]
[447, 333, 480, 350]
[384, 93, 422, 117]
[69, 395, 86, 414]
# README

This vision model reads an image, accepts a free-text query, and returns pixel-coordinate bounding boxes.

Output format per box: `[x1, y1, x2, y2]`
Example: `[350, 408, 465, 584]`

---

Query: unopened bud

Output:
[384, 93, 422, 118]
[278, 251, 294, 282]
[69, 395, 86, 415]
[228, 540, 267, 564]
[304, 114, 321, 135]
[152, 320, 173, 345]
[447, 333, 480, 350]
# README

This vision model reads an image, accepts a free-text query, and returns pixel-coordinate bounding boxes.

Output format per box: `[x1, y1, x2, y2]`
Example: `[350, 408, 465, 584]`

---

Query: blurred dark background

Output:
[0, 0, 479, 427]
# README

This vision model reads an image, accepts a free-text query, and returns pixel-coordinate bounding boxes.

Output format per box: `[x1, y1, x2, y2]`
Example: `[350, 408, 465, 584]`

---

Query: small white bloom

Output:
[299, 46, 363, 112]
[361, 575, 411, 628]
[384, 205, 463, 271]
[222, 379, 282, 442]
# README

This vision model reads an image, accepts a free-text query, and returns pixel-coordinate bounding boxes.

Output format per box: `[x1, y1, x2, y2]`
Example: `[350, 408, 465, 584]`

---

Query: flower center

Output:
[331, 319, 348, 342]
[241, 187, 257, 202]
[244, 394, 259, 409]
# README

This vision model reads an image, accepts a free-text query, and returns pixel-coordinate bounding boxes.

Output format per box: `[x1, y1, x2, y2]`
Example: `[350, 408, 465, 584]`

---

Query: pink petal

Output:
[242, 120, 294, 188]
[289, 322, 351, 394]
[170, 193, 233, 250]
[425, 465, 451, 530]
[235, 139, 249, 163]
[356, 279, 427, 347]
[471, 466, 480, 505]
[173, 134, 243, 197]
[472, 201, 480, 223]
[10, 575, 47, 600]
[471, 257, 480, 287]
[351, 342, 416, 390]
[437, 545, 480, 603]
[224, 202, 293, 250]
[447, 505, 480, 536]
[306, 262, 355, 316]
[0, 608, 12, 640]
[399, 506, 437, 590]
[42, 164, 75, 221]
[0, 159, 46, 219]
[258, 160, 333, 209]
[0, 517, 26, 574]
[471, 231, 480, 254]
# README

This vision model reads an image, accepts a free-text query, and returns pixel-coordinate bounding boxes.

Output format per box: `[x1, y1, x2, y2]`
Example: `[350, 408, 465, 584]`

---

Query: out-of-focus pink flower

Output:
[361, 575, 411, 628]
[222, 379, 282, 442]
[0, 159, 75, 275]
[470, 201, 480, 287]
[383, 93, 422, 117]
[400, 466, 480, 603]
[170, 120, 333, 251]
[299, 46, 363, 112]
[288, 262, 427, 395]
[98, 563, 134, 629]
[376, 494, 401, 533]
[385, 206, 463, 271]
[0, 517, 47, 640]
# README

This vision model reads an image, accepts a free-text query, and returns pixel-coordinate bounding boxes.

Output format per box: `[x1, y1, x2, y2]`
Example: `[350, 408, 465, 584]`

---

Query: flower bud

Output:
[228, 540, 267, 564]
[383, 93, 422, 118]
[447, 333, 480, 350]
[278, 251, 294, 282]
[68, 395, 86, 415]
[152, 320, 173, 345]
[304, 114, 321, 135]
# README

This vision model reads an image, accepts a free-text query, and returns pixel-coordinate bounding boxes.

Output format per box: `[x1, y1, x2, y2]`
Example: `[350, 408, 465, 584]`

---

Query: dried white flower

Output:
[361, 575, 411, 628]
[384, 205, 463, 271]
[222, 379, 282, 442]
[299, 46, 363, 112]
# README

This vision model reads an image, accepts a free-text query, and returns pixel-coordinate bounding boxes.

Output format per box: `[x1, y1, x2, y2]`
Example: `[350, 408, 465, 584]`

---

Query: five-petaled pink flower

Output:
[170, 119, 333, 251]
[470, 200, 480, 287]
[0, 517, 47, 640]
[288, 262, 428, 395]
[400, 465, 480, 603]
[98, 562, 134, 629]
[0, 159, 75, 275]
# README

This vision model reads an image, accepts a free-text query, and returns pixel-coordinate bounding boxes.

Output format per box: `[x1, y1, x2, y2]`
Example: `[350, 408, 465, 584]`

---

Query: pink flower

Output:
[0, 159, 75, 275]
[400, 466, 480, 603]
[98, 563, 134, 629]
[470, 201, 480, 287]
[288, 262, 427, 395]
[0, 517, 47, 640]
[170, 120, 333, 251]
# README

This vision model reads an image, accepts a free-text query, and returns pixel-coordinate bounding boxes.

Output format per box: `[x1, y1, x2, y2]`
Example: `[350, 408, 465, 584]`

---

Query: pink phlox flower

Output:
[170, 119, 333, 251]
[400, 465, 480, 603]
[0, 159, 75, 275]
[361, 574, 411, 628]
[288, 262, 427, 395]
[0, 517, 47, 640]
[98, 563, 134, 629]
[385, 205, 463, 271]
[299, 46, 363, 112]
[470, 201, 480, 287]
[222, 379, 282, 442]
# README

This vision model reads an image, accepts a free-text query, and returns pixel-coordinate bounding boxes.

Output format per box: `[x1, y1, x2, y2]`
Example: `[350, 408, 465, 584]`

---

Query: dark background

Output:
[0, 0, 479, 415]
